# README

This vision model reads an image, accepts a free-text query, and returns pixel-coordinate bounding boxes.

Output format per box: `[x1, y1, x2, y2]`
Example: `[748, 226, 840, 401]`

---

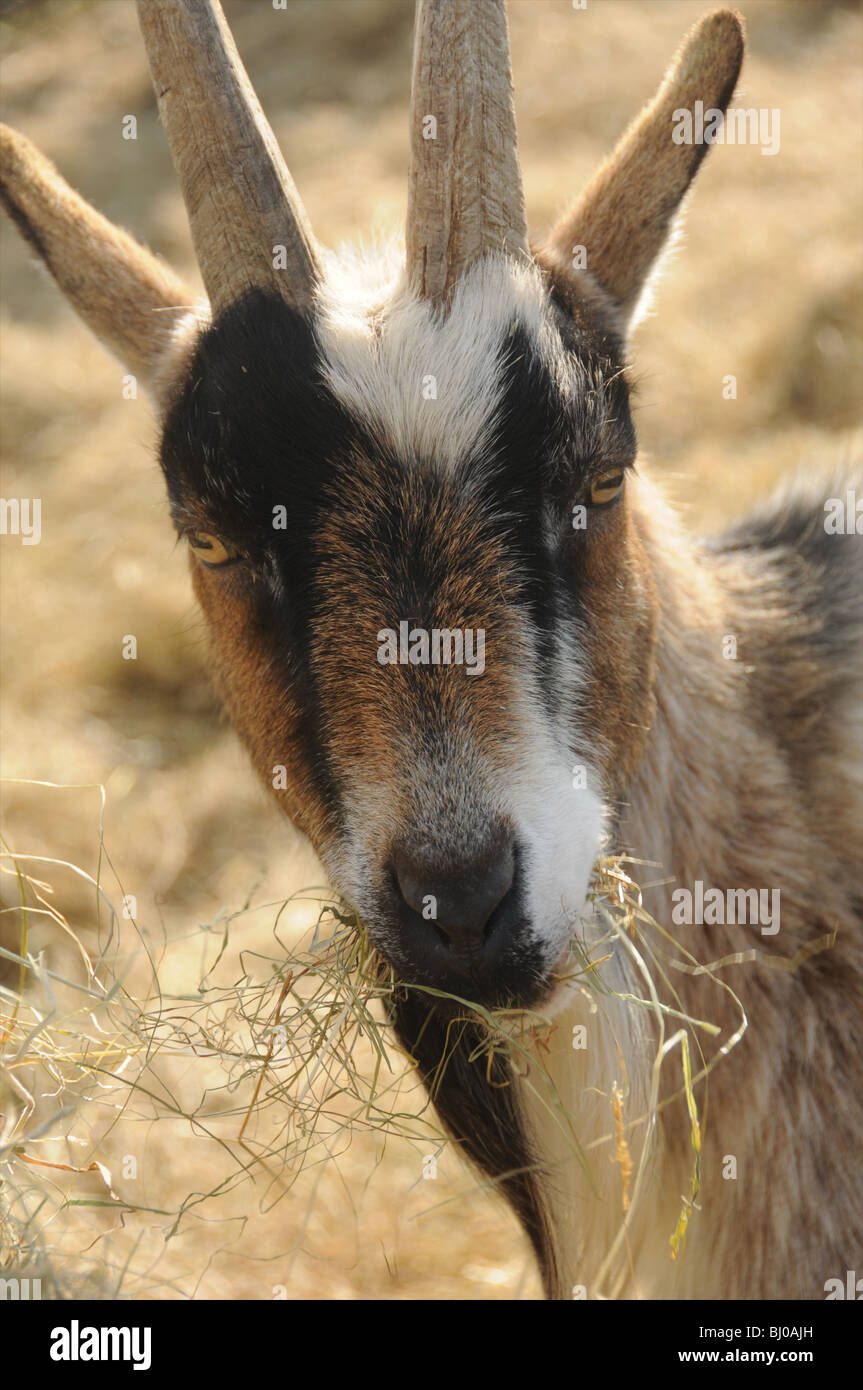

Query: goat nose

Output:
[392, 840, 516, 954]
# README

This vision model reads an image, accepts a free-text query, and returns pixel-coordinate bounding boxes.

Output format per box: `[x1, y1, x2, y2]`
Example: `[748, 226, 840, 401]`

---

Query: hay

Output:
[0, 780, 836, 1298]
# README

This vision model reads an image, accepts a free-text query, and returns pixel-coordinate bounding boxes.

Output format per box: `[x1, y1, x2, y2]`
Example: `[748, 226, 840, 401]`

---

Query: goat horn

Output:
[136, 0, 320, 316]
[406, 0, 529, 301]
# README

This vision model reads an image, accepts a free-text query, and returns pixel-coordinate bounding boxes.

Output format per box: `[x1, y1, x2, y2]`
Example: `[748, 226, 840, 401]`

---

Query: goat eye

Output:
[589, 471, 625, 506]
[187, 532, 238, 566]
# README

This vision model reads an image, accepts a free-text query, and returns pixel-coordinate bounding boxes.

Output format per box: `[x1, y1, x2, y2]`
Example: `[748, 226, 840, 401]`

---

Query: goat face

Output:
[159, 257, 653, 1010]
[0, 0, 742, 1010]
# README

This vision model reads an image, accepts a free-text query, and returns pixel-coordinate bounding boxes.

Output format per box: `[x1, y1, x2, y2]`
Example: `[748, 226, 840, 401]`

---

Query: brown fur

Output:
[604, 477, 863, 1298]
[2, 2, 860, 1301]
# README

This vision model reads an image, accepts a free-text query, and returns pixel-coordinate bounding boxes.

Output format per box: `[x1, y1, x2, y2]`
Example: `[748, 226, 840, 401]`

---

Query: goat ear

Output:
[540, 8, 744, 330]
[0, 123, 199, 404]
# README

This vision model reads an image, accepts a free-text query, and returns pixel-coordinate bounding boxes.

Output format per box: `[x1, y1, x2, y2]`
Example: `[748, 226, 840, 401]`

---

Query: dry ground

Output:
[1, 0, 861, 1300]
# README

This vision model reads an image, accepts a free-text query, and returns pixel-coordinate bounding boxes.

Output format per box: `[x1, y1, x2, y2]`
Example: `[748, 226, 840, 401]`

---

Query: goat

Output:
[1, 0, 860, 1301]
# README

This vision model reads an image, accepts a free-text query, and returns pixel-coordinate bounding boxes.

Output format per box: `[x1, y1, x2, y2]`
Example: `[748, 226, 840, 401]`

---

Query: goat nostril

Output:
[391, 838, 517, 955]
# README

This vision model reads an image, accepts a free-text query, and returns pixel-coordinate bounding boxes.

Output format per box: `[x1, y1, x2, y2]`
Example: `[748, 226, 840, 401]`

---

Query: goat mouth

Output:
[385, 948, 554, 1017]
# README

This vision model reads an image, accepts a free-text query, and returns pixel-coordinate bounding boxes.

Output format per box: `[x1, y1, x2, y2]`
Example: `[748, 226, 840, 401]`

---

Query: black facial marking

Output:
[481, 322, 636, 721]
[159, 290, 356, 557]
[159, 290, 359, 836]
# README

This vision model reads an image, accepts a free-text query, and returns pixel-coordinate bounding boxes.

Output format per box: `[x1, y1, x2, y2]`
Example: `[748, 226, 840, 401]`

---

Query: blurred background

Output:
[1, 0, 861, 1299]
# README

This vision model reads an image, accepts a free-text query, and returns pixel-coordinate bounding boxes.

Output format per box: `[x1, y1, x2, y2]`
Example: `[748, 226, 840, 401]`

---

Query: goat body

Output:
[1, 0, 860, 1300]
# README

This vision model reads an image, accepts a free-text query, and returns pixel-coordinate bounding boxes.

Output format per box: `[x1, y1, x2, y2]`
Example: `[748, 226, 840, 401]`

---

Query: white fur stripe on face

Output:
[314, 249, 552, 472]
